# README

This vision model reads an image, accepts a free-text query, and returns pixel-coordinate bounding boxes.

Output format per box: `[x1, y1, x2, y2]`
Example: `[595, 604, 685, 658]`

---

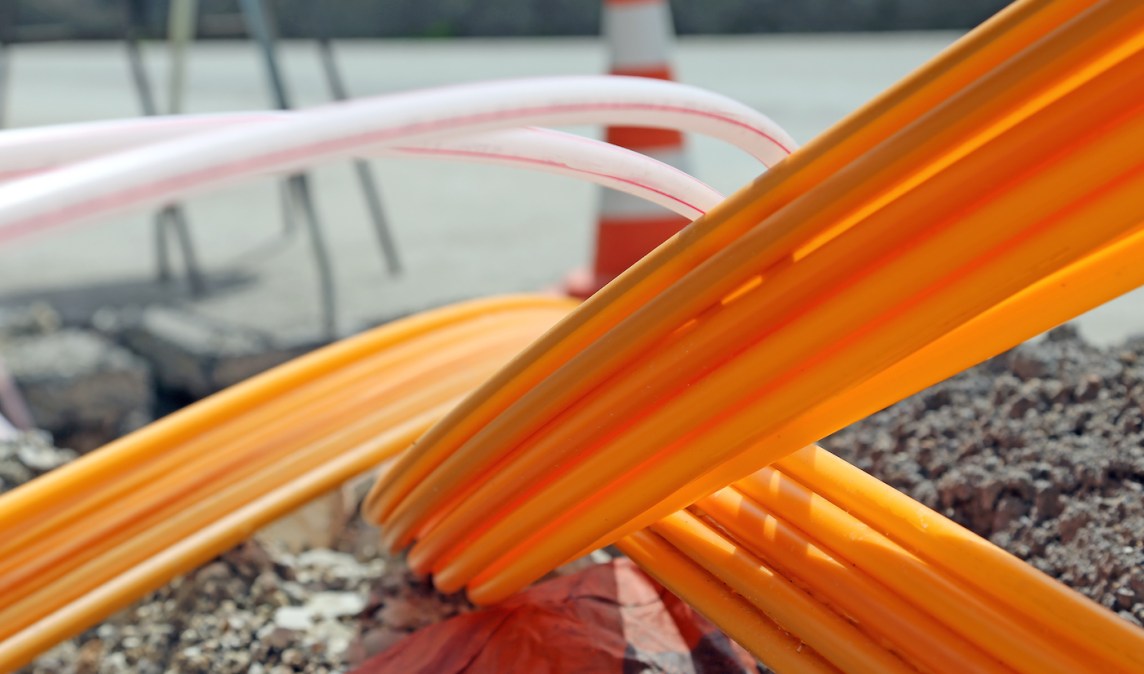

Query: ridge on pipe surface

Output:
[627, 445, 1144, 673]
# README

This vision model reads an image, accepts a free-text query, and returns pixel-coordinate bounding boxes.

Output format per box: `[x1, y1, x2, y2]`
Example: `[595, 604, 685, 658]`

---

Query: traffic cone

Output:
[567, 0, 691, 298]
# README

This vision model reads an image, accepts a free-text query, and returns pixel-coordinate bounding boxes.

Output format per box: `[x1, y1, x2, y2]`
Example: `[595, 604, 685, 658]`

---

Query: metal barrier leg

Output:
[240, 0, 338, 338]
[123, 0, 207, 296]
[286, 175, 338, 339]
[0, 42, 10, 130]
[155, 207, 174, 284]
[316, 35, 402, 275]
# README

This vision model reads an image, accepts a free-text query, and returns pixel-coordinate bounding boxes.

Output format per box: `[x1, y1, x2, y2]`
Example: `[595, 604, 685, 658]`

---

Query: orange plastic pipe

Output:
[363, 0, 1098, 533]
[424, 51, 1144, 598]
[734, 467, 1102, 673]
[0, 295, 570, 537]
[0, 330, 540, 621]
[463, 122, 1144, 606]
[778, 446, 1144, 672]
[377, 0, 1144, 559]
[0, 407, 443, 672]
[694, 487, 1011, 674]
[577, 177, 1144, 567]
[617, 530, 840, 674]
[0, 309, 553, 560]
[650, 510, 916, 674]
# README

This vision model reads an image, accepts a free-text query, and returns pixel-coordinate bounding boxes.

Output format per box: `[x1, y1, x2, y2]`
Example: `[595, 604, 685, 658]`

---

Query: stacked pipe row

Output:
[365, 0, 1144, 613]
[0, 297, 575, 672]
[623, 444, 1144, 673]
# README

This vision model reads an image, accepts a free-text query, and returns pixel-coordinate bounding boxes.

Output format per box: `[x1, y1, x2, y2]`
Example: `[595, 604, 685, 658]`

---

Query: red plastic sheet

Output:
[354, 558, 755, 674]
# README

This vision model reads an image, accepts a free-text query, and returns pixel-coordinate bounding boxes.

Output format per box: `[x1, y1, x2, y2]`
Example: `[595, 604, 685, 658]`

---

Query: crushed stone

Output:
[824, 324, 1144, 627]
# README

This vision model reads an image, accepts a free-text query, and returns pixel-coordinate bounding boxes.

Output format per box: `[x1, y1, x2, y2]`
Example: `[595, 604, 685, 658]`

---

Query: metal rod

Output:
[286, 174, 338, 339]
[316, 34, 402, 275]
[0, 356, 35, 432]
[240, 0, 339, 338]
[123, 0, 206, 296]
[166, 0, 199, 115]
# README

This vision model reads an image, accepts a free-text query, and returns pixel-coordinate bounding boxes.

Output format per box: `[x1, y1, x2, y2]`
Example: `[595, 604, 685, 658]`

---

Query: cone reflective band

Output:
[570, 0, 693, 297]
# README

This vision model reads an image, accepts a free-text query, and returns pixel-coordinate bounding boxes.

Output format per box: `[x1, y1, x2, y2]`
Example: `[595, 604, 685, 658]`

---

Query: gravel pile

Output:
[824, 324, 1144, 626]
[25, 539, 470, 674]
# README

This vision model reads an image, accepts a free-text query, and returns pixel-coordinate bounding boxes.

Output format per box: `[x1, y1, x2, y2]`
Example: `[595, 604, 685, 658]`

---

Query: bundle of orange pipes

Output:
[624, 444, 1144, 673]
[0, 297, 573, 672]
[365, 0, 1144, 634]
[3, 0, 1144, 671]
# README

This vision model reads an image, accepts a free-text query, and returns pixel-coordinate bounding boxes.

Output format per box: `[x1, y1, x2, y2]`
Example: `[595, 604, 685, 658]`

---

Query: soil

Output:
[824, 324, 1144, 627]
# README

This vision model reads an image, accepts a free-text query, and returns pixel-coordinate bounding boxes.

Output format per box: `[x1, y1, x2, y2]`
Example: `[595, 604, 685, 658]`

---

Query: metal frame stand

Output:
[123, 0, 207, 296]
[238, 0, 338, 338]
[314, 10, 401, 274]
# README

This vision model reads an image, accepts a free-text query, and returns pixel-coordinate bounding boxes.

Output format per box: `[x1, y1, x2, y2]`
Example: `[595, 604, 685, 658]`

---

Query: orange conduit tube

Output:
[776, 446, 1144, 672]
[0, 296, 575, 671]
[0, 295, 568, 537]
[575, 162, 1144, 570]
[460, 101, 1144, 606]
[567, 215, 1144, 672]
[692, 488, 1010, 674]
[731, 466, 1137, 673]
[0, 312, 541, 559]
[617, 530, 840, 674]
[0, 409, 442, 672]
[403, 22, 1144, 600]
[716, 473, 1084, 674]
[363, 0, 1099, 533]
[372, 1, 1144, 569]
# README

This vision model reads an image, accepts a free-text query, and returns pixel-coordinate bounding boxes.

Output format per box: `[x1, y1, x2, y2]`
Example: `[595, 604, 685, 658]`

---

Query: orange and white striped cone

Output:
[567, 0, 691, 298]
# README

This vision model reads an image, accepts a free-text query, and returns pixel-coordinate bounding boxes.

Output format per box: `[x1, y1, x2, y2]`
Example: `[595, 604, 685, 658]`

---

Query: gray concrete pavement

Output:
[0, 34, 1140, 344]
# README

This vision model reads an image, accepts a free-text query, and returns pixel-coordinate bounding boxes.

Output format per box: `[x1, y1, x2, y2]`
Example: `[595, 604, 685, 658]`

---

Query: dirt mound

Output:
[824, 324, 1144, 626]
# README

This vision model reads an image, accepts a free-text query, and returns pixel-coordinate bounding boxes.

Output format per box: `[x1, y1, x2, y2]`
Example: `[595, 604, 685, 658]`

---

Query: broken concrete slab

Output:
[0, 430, 78, 493]
[0, 329, 153, 452]
[0, 303, 61, 339]
[110, 306, 323, 400]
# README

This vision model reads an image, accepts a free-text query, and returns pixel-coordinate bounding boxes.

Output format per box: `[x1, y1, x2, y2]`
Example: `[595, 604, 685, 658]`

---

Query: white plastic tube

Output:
[0, 76, 794, 241]
[387, 128, 725, 219]
[0, 121, 725, 220]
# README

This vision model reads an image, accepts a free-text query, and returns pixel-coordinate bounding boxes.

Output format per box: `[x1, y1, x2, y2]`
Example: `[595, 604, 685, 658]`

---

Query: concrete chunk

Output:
[0, 330, 152, 451]
[116, 307, 321, 400]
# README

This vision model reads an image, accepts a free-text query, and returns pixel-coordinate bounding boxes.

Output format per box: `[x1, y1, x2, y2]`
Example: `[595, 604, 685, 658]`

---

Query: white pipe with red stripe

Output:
[0, 76, 794, 243]
[0, 119, 724, 222]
